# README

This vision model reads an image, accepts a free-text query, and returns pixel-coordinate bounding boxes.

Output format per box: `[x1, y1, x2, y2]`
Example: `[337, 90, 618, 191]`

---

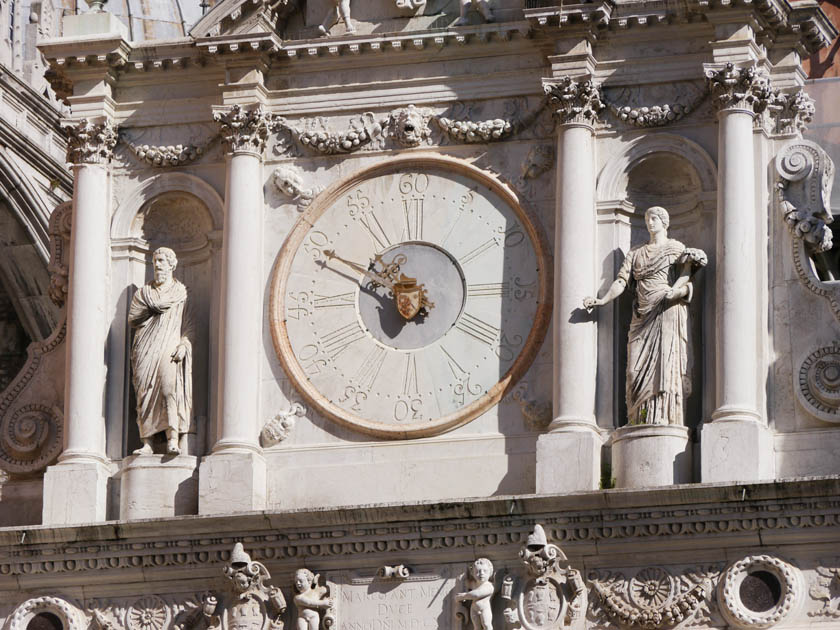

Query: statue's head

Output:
[294, 568, 316, 593]
[644, 206, 670, 234]
[152, 247, 178, 285]
[273, 165, 304, 198]
[469, 558, 493, 583]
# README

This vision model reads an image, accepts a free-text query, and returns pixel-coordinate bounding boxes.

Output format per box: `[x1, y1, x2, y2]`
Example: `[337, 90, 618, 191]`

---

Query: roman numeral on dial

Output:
[455, 312, 500, 347]
[321, 321, 366, 360]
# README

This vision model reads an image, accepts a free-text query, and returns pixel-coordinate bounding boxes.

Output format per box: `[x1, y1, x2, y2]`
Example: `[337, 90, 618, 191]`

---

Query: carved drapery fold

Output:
[64, 119, 118, 165]
[214, 104, 270, 156]
[543, 77, 604, 126]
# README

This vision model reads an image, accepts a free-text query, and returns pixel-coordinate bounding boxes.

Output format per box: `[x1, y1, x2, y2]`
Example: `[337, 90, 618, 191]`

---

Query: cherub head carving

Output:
[519, 524, 565, 577]
[389, 105, 433, 147]
[224, 542, 271, 594]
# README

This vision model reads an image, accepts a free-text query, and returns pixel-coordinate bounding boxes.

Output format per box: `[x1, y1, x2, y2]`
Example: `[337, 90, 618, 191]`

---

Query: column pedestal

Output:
[43, 460, 110, 524]
[613, 425, 691, 488]
[120, 455, 198, 519]
[536, 425, 602, 493]
[701, 418, 774, 483]
[199, 452, 266, 515]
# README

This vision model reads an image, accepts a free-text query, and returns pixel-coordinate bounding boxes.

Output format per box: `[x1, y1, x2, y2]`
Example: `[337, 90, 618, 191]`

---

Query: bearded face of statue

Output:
[153, 250, 175, 286]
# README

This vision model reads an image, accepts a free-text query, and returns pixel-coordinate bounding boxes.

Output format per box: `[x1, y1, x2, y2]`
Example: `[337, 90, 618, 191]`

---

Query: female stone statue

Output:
[584, 206, 706, 426]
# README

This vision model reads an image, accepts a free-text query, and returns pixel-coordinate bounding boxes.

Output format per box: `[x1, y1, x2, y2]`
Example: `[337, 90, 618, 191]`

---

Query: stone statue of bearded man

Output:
[129, 247, 192, 455]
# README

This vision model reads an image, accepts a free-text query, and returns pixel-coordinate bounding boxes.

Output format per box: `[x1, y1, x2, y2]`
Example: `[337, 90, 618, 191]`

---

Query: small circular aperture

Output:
[739, 571, 782, 613]
[26, 613, 64, 630]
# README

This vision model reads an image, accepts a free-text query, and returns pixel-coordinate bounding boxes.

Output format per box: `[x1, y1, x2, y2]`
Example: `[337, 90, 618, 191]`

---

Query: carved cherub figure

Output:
[456, 558, 495, 630]
[293, 569, 335, 630]
[318, 0, 354, 36]
[454, 0, 494, 26]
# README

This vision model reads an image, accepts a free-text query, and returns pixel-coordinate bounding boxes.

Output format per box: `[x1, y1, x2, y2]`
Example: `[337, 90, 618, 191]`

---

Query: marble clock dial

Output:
[269, 156, 551, 439]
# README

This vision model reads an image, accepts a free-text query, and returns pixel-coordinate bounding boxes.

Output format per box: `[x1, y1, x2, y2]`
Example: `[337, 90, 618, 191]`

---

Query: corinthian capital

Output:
[214, 104, 270, 156]
[706, 62, 777, 114]
[543, 77, 604, 127]
[64, 119, 118, 165]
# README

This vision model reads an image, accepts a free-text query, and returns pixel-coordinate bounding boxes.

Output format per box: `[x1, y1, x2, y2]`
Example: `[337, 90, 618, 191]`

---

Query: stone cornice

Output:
[1, 478, 839, 587]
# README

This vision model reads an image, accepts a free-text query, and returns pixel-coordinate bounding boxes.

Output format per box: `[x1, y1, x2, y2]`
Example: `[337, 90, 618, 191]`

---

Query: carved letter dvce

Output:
[501, 525, 586, 630]
[185, 543, 287, 630]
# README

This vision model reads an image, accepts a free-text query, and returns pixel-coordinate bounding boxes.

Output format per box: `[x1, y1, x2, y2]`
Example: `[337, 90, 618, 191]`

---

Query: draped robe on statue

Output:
[129, 279, 193, 439]
[617, 239, 706, 426]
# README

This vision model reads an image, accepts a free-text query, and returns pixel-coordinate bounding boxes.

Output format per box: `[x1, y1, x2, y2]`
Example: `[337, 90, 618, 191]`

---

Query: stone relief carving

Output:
[378, 564, 412, 579]
[588, 567, 719, 628]
[293, 569, 337, 630]
[129, 247, 193, 456]
[275, 114, 380, 155]
[521, 145, 554, 180]
[602, 82, 707, 128]
[544, 78, 604, 126]
[64, 118, 118, 164]
[385, 105, 433, 147]
[188, 542, 287, 630]
[706, 63, 776, 114]
[272, 165, 321, 209]
[584, 207, 707, 426]
[809, 565, 840, 617]
[717, 555, 801, 629]
[261, 402, 305, 447]
[437, 99, 544, 144]
[500, 524, 586, 630]
[796, 344, 840, 423]
[48, 201, 72, 307]
[773, 89, 815, 135]
[126, 597, 170, 630]
[455, 0, 494, 25]
[318, 0, 354, 36]
[126, 140, 214, 167]
[456, 558, 495, 630]
[9, 596, 85, 630]
[774, 140, 840, 321]
[214, 105, 270, 155]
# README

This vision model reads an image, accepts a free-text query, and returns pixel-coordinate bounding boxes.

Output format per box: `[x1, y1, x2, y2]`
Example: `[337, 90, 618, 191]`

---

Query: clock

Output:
[269, 155, 551, 439]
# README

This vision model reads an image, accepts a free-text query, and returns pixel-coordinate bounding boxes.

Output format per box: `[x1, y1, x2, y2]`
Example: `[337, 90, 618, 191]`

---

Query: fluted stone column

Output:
[701, 63, 774, 482]
[198, 104, 270, 514]
[43, 119, 117, 525]
[536, 78, 604, 493]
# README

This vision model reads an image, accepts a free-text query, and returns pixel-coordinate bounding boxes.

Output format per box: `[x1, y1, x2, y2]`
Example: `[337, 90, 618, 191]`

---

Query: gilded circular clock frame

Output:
[269, 154, 553, 439]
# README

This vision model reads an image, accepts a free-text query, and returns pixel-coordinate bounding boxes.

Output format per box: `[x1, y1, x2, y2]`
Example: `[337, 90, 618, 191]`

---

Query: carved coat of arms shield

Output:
[394, 282, 423, 320]
[520, 578, 566, 630]
[225, 597, 269, 630]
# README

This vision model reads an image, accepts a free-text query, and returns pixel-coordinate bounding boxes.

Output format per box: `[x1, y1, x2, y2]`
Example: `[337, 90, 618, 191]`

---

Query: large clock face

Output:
[269, 155, 551, 439]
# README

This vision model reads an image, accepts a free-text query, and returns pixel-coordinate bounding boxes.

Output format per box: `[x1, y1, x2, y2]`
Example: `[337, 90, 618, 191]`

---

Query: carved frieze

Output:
[261, 402, 305, 447]
[588, 567, 719, 628]
[544, 78, 604, 127]
[214, 105, 271, 156]
[65, 119, 118, 165]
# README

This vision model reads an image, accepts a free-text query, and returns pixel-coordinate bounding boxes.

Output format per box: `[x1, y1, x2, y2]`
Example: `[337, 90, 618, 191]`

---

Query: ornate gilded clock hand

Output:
[323, 250, 397, 290]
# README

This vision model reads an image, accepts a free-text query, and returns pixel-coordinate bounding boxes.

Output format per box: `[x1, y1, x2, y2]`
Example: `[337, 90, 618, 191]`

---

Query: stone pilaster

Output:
[198, 104, 270, 515]
[536, 77, 604, 493]
[42, 118, 117, 525]
[701, 63, 775, 483]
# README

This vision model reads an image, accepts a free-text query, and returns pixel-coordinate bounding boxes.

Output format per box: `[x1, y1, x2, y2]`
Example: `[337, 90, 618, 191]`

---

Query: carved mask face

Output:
[394, 108, 430, 147]
[232, 569, 253, 592]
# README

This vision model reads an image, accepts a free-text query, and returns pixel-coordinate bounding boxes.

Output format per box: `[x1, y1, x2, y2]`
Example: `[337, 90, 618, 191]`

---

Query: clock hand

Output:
[323, 250, 397, 291]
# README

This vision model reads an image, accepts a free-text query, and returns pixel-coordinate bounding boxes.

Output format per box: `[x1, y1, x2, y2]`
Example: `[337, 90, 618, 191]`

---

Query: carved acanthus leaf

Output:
[214, 105, 270, 155]
[774, 88, 816, 134]
[64, 119, 118, 164]
[706, 63, 777, 113]
[544, 77, 604, 126]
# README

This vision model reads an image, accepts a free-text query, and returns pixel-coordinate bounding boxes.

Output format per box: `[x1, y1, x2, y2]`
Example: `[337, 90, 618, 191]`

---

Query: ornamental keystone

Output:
[64, 119, 118, 165]
[543, 77, 604, 126]
[705, 62, 777, 114]
[214, 104, 271, 156]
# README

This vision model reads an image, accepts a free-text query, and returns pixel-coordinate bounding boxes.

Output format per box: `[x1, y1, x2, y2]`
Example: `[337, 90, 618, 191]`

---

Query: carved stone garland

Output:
[717, 555, 801, 629]
[274, 114, 380, 155]
[775, 140, 840, 323]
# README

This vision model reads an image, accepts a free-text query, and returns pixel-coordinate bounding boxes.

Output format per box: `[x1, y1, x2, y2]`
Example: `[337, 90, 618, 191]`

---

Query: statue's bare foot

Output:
[166, 439, 180, 455]
[318, 24, 329, 36]
[344, 22, 356, 33]
[133, 441, 153, 455]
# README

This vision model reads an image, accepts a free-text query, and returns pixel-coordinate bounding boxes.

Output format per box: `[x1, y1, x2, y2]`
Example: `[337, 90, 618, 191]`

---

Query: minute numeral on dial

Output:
[455, 312, 500, 347]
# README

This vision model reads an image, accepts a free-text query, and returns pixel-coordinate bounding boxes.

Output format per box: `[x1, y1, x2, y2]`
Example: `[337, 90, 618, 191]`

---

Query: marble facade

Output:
[2, 0, 840, 628]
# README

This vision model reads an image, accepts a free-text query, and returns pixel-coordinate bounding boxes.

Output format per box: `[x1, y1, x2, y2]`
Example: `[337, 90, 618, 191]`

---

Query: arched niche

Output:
[109, 173, 223, 459]
[596, 133, 717, 435]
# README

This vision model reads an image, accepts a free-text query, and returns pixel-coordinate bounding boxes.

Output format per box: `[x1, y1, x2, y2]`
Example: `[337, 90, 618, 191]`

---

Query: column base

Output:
[612, 424, 691, 489]
[536, 425, 602, 493]
[198, 451, 266, 515]
[701, 418, 774, 483]
[120, 454, 198, 520]
[42, 459, 110, 525]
